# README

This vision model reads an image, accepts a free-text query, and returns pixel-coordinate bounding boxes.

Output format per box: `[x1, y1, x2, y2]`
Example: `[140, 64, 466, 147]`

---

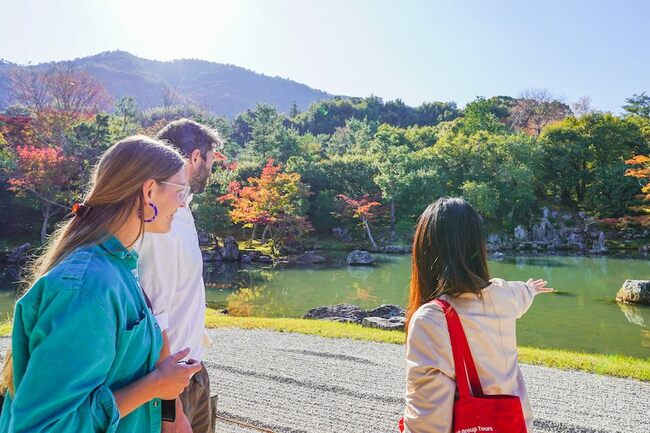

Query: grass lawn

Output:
[1, 310, 647, 382]
[205, 310, 650, 382]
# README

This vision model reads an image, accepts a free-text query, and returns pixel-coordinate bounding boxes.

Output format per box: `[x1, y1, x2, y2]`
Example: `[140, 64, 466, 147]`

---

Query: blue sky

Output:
[1, 0, 648, 113]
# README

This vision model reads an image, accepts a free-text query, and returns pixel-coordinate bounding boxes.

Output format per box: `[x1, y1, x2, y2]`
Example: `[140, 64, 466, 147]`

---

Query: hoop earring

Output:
[139, 203, 158, 223]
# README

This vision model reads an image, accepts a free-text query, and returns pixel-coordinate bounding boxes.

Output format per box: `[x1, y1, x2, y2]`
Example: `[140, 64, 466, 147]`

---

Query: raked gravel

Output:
[1, 328, 648, 433]
[203, 328, 648, 433]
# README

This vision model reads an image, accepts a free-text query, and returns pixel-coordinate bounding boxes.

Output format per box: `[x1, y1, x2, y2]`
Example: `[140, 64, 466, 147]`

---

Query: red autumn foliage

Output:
[218, 159, 312, 243]
[9, 65, 111, 146]
[214, 150, 237, 171]
[336, 194, 382, 222]
[335, 193, 382, 248]
[7, 145, 73, 195]
[0, 115, 37, 148]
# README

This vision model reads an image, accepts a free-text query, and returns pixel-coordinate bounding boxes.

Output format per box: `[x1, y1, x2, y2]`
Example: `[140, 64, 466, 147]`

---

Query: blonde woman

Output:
[0, 136, 202, 432]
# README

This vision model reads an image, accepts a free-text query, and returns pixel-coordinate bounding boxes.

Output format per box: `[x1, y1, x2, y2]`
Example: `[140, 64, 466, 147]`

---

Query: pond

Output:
[1, 254, 649, 358]
[203, 254, 650, 359]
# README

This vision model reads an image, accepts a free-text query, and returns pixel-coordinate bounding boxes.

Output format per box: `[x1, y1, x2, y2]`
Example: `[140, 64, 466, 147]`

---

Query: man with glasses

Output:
[137, 119, 222, 433]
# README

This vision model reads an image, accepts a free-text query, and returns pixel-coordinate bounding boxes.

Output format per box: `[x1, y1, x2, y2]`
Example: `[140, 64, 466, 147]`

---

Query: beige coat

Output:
[403, 278, 540, 433]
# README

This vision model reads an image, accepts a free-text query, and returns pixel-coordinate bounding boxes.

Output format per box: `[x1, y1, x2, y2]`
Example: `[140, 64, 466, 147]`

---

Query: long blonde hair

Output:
[0, 135, 185, 395]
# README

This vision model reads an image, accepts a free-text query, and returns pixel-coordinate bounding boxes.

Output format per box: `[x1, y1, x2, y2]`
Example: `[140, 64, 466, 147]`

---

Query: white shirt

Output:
[136, 195, 206, 362]
[403, 279, 540, 433]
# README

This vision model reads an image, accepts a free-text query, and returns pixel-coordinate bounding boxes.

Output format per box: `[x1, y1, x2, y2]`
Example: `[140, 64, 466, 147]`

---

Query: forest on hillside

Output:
[1, 66, 649, 249]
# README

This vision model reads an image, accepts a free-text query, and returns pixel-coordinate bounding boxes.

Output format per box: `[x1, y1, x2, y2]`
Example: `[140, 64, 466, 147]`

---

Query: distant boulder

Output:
[347, 250, 375, 266]
[303, 304, 367, 323]
[361, 316, 405, 331]
[514, 225, 528, 241]
[366, 304, 405, 319]
[221, 236, 240, 261]
[257, 255, 274, 264]
[290, 251, 325, 265]
[202, 248, 222, 262]
[381, 245, 410, 254]
[616, 280, 650, 305]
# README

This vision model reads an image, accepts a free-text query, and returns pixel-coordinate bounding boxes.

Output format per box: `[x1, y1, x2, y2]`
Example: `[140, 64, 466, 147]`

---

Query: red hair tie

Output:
[71, 203, 89, 218]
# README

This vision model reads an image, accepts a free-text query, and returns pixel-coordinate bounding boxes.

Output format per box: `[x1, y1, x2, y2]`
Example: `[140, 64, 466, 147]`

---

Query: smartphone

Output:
[161, 399, 175, 422]
[161, 358, 199, 422]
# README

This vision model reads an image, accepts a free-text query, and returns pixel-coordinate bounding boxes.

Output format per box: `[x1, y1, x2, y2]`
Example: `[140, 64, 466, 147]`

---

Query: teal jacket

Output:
[0, 236, 163, 433]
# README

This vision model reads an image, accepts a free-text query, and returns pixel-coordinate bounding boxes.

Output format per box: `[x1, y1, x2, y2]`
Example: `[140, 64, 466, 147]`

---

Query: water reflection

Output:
[203, 262, 242, 290]
[347, 284, 379, 303]
[225, 288, 261, 316]
[617, 302, 650, 329]
[497, 256, 574, 268]
[199, 253, 650, 358]
[2, 252, 650, 357]
[346, 265, 375, 282]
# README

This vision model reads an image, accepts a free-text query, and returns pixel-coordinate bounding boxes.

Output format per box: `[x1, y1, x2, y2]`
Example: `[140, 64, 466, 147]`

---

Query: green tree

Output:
[415, 101, 460, 126]
[623, 92, 650, 118]
[244, 104, 300, 163]
[327, 118, 374, 156]
[538, 118, 591, 204]
[113, 96, 139, 137]
[460, 97, 508, 135]
[289, 101, 300, 118]
[369, 124, 415, 239]
[539, 113, 646, 215]
[426, 128, 538, 227]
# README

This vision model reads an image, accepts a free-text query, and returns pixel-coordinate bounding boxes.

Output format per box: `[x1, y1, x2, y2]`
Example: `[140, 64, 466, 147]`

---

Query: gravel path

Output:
[203, 328, 649, 433]
[1, 329, 648, 433]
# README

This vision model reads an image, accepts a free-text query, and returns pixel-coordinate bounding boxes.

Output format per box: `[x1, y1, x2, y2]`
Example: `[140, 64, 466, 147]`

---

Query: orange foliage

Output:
[8, 145, 74, 195]
[218, 159, 312, 241]
[336, 194, 382, 222]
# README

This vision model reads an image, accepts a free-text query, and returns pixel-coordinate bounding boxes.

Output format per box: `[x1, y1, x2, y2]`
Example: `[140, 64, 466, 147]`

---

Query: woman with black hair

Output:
[402, 197, 553, 433]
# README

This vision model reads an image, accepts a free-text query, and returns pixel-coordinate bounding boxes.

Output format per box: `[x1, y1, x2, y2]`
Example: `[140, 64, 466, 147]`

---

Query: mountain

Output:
[0, 51, 336, 118]
[0, 59, 17, 109]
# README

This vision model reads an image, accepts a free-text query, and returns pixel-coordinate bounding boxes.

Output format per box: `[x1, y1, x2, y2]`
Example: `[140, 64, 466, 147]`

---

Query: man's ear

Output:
[190, 149, 202, 166]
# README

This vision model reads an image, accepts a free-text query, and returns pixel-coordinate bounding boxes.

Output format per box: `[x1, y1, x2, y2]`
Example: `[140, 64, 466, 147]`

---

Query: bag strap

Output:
[141, 287, 154, 312]
[433, 299, 485, 398]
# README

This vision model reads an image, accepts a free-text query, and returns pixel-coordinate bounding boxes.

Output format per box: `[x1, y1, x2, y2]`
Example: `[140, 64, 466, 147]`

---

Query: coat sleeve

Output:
[507, 280, 540, 318]
[403, 310, 456, 433]
[10, 288, 120, 433]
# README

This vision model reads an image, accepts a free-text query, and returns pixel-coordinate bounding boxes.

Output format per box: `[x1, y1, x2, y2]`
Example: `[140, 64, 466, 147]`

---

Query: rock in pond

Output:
[303, 304, 367, 323]
[381, 245, 410, 254]
[346, 250, 375, 266]
[514, 225, 528, 241]
[257, 255, 274, 264]
[290, 250, 325, 265]
[220, 236, 240, 261]
[616, 280, 650, 305]
[361, 316, 405, 331]
[321, 317, 359, 324]
[366, 304, 405, 319]
[202, 248, 222, 262]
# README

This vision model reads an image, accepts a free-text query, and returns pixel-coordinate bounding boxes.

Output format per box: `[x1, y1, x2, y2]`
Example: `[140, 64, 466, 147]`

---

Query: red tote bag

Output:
[400, 299, 527, 433]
